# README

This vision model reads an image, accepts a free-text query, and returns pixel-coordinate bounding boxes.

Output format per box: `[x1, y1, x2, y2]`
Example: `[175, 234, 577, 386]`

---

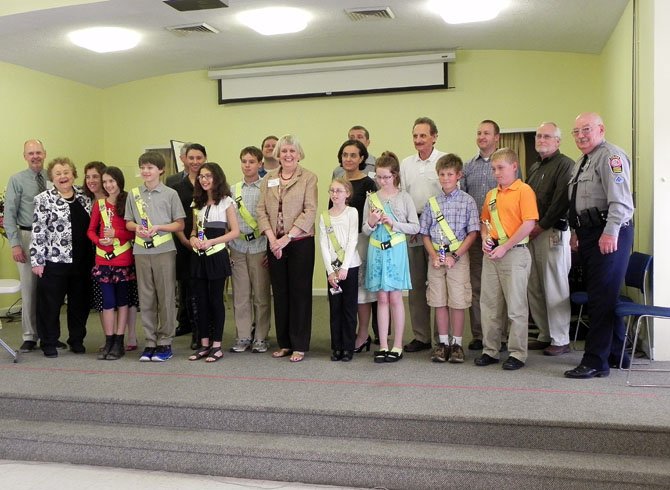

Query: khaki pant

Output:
[135, 251, 177, 347]
[230, 248, 271, 341]
[407, 245, 433, 344]
[17, 230, 38, 341]
[481, 247, 531, 362]
[528, 229, 572, 346]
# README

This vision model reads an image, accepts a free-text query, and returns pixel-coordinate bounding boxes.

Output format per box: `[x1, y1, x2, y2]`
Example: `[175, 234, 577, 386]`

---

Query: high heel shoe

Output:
[353, 336, 372, 353]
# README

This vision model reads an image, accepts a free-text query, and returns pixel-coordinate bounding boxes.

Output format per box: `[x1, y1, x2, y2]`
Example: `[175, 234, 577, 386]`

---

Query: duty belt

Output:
[570, 208, 607, 229]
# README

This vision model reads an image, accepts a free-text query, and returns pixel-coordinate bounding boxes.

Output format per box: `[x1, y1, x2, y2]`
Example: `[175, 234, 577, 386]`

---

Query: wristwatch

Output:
[451, 253, 460, 262]
[287, 232, 295, 241]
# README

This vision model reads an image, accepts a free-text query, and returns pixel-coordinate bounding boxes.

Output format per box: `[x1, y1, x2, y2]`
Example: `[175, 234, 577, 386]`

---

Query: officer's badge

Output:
[608, 155, 623, 174]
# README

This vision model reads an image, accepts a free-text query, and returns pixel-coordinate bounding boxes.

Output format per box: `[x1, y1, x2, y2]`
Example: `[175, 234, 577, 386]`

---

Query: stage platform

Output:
[1, 297, 669, 489]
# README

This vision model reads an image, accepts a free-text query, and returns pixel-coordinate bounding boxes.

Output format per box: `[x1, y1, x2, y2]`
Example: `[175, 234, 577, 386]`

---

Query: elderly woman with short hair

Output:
[31, 157, 92, 358]
[257, 134, 318, 363]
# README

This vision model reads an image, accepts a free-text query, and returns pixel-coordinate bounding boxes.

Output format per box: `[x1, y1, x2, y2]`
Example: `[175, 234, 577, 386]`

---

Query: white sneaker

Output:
[252, 339, 269, 353]
[229, 338, 252, 353]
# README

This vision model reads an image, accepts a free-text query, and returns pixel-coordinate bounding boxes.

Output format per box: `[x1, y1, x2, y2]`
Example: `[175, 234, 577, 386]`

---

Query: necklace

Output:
[280, 168, 295, 180]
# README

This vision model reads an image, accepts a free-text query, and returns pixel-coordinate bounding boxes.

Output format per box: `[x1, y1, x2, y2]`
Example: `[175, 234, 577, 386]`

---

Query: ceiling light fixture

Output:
[68, 27, 141, 53]
[237, 7, 311, 35]
[427, 0, 509, 24]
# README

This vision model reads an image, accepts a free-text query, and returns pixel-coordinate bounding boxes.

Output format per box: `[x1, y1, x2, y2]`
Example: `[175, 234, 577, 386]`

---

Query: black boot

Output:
[106, 335, 125, 360]
[98, 335, 114, 360]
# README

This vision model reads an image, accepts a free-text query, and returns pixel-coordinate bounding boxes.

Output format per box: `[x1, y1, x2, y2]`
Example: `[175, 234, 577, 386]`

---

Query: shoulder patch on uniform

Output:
[609, 155, 623, 174]
[614, 175, 624, 184]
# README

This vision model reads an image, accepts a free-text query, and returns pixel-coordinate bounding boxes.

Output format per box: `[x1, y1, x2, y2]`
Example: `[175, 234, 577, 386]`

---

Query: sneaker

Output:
[431, 343, 449, 363]
[151, 345, 173, 362]
[252, 339, 269, 353]
[139, 347, 155, 362]
[230, 338, 252, 353]
[449, 343, 465, 363]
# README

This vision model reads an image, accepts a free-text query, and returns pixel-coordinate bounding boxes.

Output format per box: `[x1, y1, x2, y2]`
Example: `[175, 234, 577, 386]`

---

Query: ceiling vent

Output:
[345, 6, 395, 21]
[163, 0, 228, 12]
[166, 22, 220, 36]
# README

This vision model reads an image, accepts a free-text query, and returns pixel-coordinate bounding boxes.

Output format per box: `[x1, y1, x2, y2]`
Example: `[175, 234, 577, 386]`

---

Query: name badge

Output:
[268, 178, 280, 188]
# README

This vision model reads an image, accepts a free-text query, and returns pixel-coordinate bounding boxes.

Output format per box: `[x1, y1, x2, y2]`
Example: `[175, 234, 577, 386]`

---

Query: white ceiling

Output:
[0, 0, 629, 88]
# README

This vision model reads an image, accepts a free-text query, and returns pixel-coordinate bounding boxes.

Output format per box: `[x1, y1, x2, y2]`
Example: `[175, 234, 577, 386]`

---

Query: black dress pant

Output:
[36, 261, 90, 349]
[327, 266, 359, 351]
[268, 237, 314, 352]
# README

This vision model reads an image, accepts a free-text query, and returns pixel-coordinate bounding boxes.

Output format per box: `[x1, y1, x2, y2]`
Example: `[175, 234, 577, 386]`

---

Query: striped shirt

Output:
[228, 178, 267, 254]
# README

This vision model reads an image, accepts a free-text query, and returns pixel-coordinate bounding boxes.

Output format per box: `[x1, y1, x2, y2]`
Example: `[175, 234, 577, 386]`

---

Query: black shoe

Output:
[564, 364, 610, 379]
[69, 344, 86, 354]
[373, 350, 388, 363]
[331, 350, 343, 361]
[385, 350, 403, 362]
[468, 339, 483, 350]
[20, 341, 37, 353]
[175, 324, 192, 337]
[500, 342, 508, 353]
[56, 340, 67, 349]
[353, 336, 372, 353]
[404, 339, 431, 352]
[42, 346, 58, 358]
[502, 356, 525, 370]
[474, 353, 499, 366]
[341, 351, 353, 362]
[528, 340, 551, 350]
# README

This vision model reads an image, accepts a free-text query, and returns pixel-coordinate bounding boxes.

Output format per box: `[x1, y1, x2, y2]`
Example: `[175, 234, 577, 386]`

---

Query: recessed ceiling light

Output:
[237, 7, 311, 35]
[68, 27, 141, 53]
[428, 0, 509, 24]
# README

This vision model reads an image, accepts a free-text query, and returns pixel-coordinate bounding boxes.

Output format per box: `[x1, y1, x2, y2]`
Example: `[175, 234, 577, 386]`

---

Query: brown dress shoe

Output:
[544, 344, 571, 356]
[528, 340, 551, 350]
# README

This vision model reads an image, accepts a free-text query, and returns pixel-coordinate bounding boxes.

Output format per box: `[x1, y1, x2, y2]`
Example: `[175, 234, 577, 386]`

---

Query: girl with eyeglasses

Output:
[362, 152, 420, 363]
[188, 163, 240, 363]
[319, 177, 361, 362]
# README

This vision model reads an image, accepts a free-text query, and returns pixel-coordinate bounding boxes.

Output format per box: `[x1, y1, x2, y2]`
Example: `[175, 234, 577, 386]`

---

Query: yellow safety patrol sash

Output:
[131, 187, 173, 249]
[367, 192, 406, 250]
[488, 188, 529, 245]
[233, 182, 260, 241]
[192, 205, 226, 256]
[95, 199, 132, 260]
[322, 211, 344, 269]
[428, 196, 462, 252]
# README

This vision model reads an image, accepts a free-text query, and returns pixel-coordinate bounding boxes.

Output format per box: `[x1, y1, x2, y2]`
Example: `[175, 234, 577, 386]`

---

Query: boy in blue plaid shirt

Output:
[419, 154, 480, 363]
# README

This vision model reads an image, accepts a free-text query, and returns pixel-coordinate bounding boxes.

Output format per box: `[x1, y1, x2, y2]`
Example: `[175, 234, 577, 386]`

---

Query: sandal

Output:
[289, 351, 305, 363]
[272, 348, 293, 358]
[205, 347, 223, 363]
[188, 346, 211, 361]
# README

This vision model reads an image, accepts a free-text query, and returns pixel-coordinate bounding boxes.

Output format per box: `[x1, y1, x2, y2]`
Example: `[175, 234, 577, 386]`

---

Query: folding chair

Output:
[615, 302, 670, 387]
[569, 252, 652, 358]
[0, 279, 21, 363]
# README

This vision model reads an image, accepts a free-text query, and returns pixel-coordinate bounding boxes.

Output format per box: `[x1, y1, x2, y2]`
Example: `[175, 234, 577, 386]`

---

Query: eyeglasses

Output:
[535, 134, 557, 140]
[571, 126, 593, 137]
[197, 174, 213, 181]
[375, 175, 394, 181]
[328, 188, 346, 194]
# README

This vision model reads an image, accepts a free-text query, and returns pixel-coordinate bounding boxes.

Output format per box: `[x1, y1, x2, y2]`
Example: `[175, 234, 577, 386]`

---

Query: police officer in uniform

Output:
[564, 112, 634, 379]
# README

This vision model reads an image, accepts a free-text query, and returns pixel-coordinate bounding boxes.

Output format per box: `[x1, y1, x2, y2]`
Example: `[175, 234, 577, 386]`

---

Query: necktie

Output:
[36, 172, 46, 193]
[568, 155, 588, 226]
